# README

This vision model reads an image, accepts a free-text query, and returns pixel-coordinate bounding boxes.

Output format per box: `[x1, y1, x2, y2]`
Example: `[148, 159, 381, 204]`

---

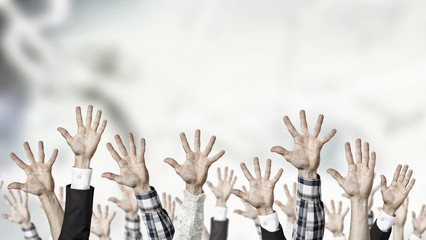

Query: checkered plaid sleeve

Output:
[136, 188, 175, 240]
[368, 210, 374, 229]
[125, 215, 143, 240]
[22, 223, 42, 240]
[292, 175, 325, 240]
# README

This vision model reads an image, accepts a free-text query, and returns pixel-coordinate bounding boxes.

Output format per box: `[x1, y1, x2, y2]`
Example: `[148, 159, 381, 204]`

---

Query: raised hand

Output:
[412, 204, 426, 237]
[380, 164, 415, 216]
[343, 184, 380, 211]
[91, 204, 116, 240]
[162, 193, 177, 221]
[233, 186, 259, 221]
[108, 184, 139, 219]
[102, 133, 151, 194]
[325, 200, 349, 238]
[231, 158, 283, 216]
[1, 190, 31, 228]
[57, 105, 107, 168]
[327, 139, 375, 199]
[274, 182, 296, 223]
[206, 167, 237, 207]
[271, 110, 336, 179]
[164, 129, 225, 195]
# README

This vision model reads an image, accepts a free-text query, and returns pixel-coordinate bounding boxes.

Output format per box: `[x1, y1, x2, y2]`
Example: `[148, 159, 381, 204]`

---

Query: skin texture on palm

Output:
[164, 129, 225, 195]
[393, 198, 408, 240]
[275, 182, 296, 223]
[109, 184, 139, 219]
[1, 190, 31, 228]
[102, 133, 151, 194]
[271, 110, 337, 179]
[343, 184, 380, 212]
[57, 105, 107, 169]
[91, 204, 116, 240]
[412, 204, 426, 237]
[8, 141, 63, 240]
[233, 185, 259, 223]
[327, 139, 376, 240]
[231, 158, 283, 216]
[380, 164, 415, 216]
[162, 192, 177, 221]
[206, 167, 237, 207]
[325, 200, 349, 237]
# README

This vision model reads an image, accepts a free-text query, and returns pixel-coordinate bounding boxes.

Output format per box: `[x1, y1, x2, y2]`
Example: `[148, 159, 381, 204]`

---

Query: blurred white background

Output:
[0, 0, 426, 239]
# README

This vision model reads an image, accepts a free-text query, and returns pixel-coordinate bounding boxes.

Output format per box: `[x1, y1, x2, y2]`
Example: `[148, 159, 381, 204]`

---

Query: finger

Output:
[0, 214, 11, 220]
[406, 178, 415, 192]
[86, 105, 93, 127]
[3, 195, 12, 207]
[206, 181, 215, 191]
[253, 157, 261, 179]
[128, 133, 137, 156]
[342, 207, 349, 217]
[233, 209, 245, 216]
[344, 142, 354, 165]
[398, 165, 408, 183]
[203, 135, 216, 156]
[320, 129, 337, 144]
[57, 127, 73, 144]
[167, 194, 172, 211]
[338, 201, 342, 214]
[175, 197, 183, 206]
[230, 189, 248, 201]
[47, 149, 58, 167]
[223, 166, 228, 182]
[194, 129, 201, 152]
[369, 152, 376, 170]
[270, 146, 291, 160]
[299, 110, 309, 134]
[24, 192, 28, 205]
[271, 168, 284, 184]
[24, 142, 36, 164]
[109, 211, 117, 222]
[420, 205, 425, 216]
[242, 185, 248, 193]
[106, 143, 122, 163]
[101, 172, 122, 184]
[97, 204, 102, 218]
[105, 205, 109, 218]
[274, 200, 285, 209]
[231, 176, 237, 187]
[402, 169, 413, 188]
[208, 150, 225, 164]
[92, 212, 98, 220]
[115, 135, 129, 157]
[38, 141, 45, 164]
[324, 204, 331, 216]
[8, 190, 16, 204]
[264, 159, 272, 180]
[362, 142, 369, 167]
[217, 168, 223, 182]
[327, 169, 344, 186]
[331, 200, 336, 213]
[17, 190, 22, 203]
[371, 184, 381, 195]
[76, 106, 83, 127]
[164, 158, 182, 173]
[162, 192, 167, 206]
[228, 169, 234, 183]
[10, 153, 27, 170]
[292, 182, 296, 196]
[180, 132, 192, 154]
[283, 184, 291, 199]
[355, 139, 362, 164]
[412, 211, 416, 220]
[311, 114, 325, 138]
[97, 120, 107, 135]
[8, 182, 25, 191]
[240, 163, 254, 181]
[92, 109, 102, 131]
[392, 164, 402, 183]
[380, 175, 388, 192]
[139, 138, 146, 157]
[283, 116, 299, 138]
[108, 197, 119, 205]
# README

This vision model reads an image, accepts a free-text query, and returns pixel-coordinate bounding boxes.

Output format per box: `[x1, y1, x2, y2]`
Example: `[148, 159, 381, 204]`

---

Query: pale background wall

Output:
[0, 0, 425, 239]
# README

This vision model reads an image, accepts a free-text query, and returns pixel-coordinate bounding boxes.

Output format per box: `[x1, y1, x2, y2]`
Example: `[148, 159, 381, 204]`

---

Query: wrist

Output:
[20, 221, 32, 228]
[298, 169, 318, 179]
[257, 206, 274, 216]
[185, 184, 203, 196]
[382, 204, 396, 216]
[254, 217, 260, 224]
[287, 216, 295, 223]
[413, 230, 422, 237]
[99, 236, 110, 240]
[133, 184, 151, 194]
[216, 199, 227, 207]
[333, 232, 344, 237]
[74, 155, 90, 169]
[126, 212, 138, 219]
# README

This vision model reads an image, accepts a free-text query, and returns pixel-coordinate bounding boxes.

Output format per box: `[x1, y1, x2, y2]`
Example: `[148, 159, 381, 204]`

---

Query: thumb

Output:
[164, 158, 182, 173]
[327, 169, 344, 186]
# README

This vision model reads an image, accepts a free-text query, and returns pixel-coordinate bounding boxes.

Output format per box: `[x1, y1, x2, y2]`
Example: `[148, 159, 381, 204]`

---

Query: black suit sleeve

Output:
[261, 225, 286, 240]
[59, 185, 94, 240]
[370, 220, 392, 240]
[209, 218, 229, 240]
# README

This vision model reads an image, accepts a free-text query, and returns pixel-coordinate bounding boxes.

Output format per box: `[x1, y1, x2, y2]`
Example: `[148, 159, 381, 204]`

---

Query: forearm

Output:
[392, 226, 404, 240]
[349, 198, 369, 240]
[39, 192, 64, 240]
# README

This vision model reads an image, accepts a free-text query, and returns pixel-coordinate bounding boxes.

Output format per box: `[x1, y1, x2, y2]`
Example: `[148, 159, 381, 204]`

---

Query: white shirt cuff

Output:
[71, 168, 92, 190]
[376, 210, 395, 232]
[258, 212, 280, 232]
[214, 207, 227, 221]
[333, 235, 346, 240]
[410, 234, 421, 240]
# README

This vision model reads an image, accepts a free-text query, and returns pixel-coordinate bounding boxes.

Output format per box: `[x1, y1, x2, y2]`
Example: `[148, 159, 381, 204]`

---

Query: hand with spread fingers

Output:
[231, 158, 283, 216]
[327, 139, 376, 240]
[393, 198, 409, 240]
[91, 204, 116, 240]
[206, 167, 237, 207]
[412, 204, 426, 238]
[102, 133, 151, 194]
[164, 129, 225, 195]
[380, 164, 415, 217]
[233, 186, 259, 222]
[325, 200, 349, 238]
[274, 182, 296, 223]
[1, 190, 31, 228]
[162, 192, 177, 221]
[108, 184, 139, 219]
[271, 110, 337, 179]
[57, 105, 107, 169]
[8, 141, 63, 239]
